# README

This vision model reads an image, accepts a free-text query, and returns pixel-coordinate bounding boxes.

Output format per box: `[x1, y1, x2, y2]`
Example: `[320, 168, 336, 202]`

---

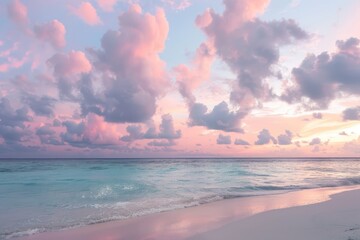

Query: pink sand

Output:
[17, 185, 360, 240]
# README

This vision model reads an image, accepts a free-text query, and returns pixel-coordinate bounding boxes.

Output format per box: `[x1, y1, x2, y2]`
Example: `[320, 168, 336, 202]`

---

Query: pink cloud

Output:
[7, 0, 28, 26]
[0, 65, 8, 72]
[0, 42, 19, 58]
[195, 9, 213, 28]
[197, 0, 269, 32]
[174, 41, 216, 104]
[79, 4, 170, 123]
[197, 0, 307, 109]
[97, 0, 117, 12]
[47, 51, 92, 77]
[34, 20, 66, 49]
[0, 51, 29, 72]
[71, 2, 102, 26]
[82, 114, 119, 145]
[61, 114, 120, 147]
[174, 0, 308, 134]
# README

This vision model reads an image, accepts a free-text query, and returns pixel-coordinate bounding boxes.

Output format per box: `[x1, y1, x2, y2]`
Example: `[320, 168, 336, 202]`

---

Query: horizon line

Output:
[0, 157, 359, 160]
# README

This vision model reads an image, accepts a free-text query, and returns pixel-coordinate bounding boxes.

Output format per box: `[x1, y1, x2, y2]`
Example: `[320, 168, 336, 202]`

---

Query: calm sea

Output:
[1, 158, 360, 239]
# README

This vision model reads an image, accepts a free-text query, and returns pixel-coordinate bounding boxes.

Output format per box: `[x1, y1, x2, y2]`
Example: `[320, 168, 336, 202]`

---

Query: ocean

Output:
[1, 158, 360, 239]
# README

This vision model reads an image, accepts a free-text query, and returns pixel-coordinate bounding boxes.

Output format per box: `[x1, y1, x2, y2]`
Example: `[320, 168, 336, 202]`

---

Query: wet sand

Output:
[17, 185, 360, 240]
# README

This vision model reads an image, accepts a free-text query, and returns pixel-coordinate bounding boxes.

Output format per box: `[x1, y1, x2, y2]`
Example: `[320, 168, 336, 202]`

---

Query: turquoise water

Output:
[1, 158, 360, 239]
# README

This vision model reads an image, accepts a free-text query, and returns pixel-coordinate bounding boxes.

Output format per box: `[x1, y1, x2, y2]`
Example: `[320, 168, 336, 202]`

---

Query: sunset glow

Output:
[1, 0, 360, 157]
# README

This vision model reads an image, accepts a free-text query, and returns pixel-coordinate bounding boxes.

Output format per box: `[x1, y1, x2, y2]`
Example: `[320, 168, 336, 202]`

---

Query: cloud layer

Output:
[282, 38, 360, 108]
[1, 0, 359, 157]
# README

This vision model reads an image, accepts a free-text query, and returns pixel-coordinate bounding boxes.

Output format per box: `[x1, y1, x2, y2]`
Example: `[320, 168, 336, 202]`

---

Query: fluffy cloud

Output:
[196, 0, 269, 30]
[176, 0, 308, 134]
[342, 106, 360, 120]
[61, 114, 119, 148]
[23, 94, 56, 117]
[0, 97, 31, 144]
[36, 125, 61, 145]
[309, 137, 321, 145]
[48, 51, 92, 99]
[234, 138, 250, 145]
[120, 114, 181, 145]
[150, 114, 181, 139]
[48, 51, 92, 77]
[71, 2, 102, 25]
[197, 0, 308, 108]
[7, 0, 28, 26]
[217, 134, 231, 145]
[189, 101, 246, 132]
[34, 20, 66, 49]
[277, 130, 293, 145]
[97, 0, 117, 12]
[282, 38, 360, 108]
[255, 129, 277, 145]
[175, 41, 216, 105]
[80, 4, 170, 123]
[120, 125, 143, 142]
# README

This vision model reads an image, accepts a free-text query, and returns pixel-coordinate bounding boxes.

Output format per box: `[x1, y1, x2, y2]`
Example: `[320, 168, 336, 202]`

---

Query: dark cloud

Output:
[0, 97, 31, 126]
[309, 137, 321, 145]
[0, 97, 32, 145]
[120, 114, 181, 144]
[277, 130, 293, 145]
[61, 121, 86, 147]
[227, 19, 309, 107]
[282, 38, 360, 108]
[36, 125, 55, 136]
[154, 114, 181, 139]
[120, 125, 143, 142]
[36, 125, 62, 145]
[216, 134, 231, 145]
[234, 138, 250, 145]
[255, 129, 277, 145]
[53, 119, 62, 127]
[312, 112, 322, 119]
[342, 106, 360, 121]
[23, 94, 56, 117]
[189, 101, 246, 132]
[339, 131, 348, 136]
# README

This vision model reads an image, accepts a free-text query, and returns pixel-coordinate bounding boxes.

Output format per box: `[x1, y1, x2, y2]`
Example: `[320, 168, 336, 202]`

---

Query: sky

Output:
[0, 0, 360, 158]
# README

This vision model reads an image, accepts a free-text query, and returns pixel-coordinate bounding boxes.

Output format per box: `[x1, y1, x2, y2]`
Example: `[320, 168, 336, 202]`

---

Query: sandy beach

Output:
[2, 0, 360, 239]
[15, 185, 360, 240]
[190, 186, 360, 240]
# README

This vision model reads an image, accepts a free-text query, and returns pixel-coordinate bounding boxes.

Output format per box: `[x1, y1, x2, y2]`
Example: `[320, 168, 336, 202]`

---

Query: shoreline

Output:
[189, 185, 360, 240]
[15, 184, 360, 240]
